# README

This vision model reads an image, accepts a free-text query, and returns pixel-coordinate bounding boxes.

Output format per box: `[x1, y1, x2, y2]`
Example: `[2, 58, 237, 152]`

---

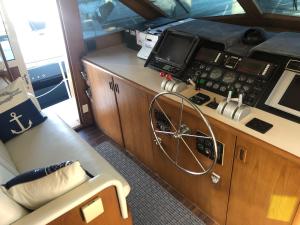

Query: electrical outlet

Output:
[82, 104, 89, 113]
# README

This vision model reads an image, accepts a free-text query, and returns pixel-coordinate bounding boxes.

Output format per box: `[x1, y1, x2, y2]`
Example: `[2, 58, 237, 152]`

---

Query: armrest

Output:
[12, 174, 130, 225]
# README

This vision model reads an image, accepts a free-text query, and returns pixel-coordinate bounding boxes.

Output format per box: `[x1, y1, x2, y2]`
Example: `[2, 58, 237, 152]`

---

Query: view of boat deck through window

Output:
[0, 14, 14, 61]
[148, 0, 245, 17]
[77, 0, 300, 40]
[149, 0, 300, 17]
[78, 0, 144, 39]
[256, 0, 300, 16]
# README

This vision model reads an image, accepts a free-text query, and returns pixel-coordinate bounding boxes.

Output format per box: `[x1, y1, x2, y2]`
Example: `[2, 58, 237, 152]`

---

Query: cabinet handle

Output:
[114, 84, 119, 94]
[85, 88, 92, 100]
[81, 71, 88, 81]
[238, 148, 247, 163]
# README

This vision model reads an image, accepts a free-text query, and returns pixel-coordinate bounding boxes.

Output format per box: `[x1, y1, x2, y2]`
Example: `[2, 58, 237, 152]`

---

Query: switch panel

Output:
[154, 109, 172, 132]
[196, 131, 224, 165]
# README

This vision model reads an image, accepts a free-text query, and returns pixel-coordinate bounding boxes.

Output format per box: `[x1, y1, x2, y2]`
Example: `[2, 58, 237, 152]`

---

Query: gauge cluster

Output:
[183, 48, 275, 106]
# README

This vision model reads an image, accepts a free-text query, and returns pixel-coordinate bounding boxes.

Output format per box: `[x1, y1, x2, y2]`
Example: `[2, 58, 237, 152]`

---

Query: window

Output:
[148, 0, 245, 18]
[0, 14, 15, 61]
[255, 0, 300, 16]
[77, 0, 145, 39]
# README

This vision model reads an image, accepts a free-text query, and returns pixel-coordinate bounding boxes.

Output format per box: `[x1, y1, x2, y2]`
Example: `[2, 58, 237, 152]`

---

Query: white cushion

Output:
[0, 186, 28, 225]
[6, 161, 89, 210]
[0, 140, 18, 175]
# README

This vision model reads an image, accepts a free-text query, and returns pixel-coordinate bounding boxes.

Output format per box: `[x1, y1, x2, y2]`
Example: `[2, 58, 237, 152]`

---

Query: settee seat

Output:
[1, 113, 130, 225]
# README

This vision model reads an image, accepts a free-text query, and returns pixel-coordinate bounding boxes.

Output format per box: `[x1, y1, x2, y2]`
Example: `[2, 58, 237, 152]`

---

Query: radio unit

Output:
[184, 48, 276, 106]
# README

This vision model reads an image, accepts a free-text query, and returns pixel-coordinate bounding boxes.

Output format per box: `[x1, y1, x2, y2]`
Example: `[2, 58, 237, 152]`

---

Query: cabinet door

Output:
[84, 62, 123, 147]
[150, 97, 236, 225]
[114, 77, 154, 169]
[227, 136, 300, 225]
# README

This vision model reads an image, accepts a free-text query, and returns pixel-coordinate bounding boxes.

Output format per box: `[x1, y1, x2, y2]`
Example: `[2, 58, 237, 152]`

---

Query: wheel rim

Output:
[149, 91, 218, 176]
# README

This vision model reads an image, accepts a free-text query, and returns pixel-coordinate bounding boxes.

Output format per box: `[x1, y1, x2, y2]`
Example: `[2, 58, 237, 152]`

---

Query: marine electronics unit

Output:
[145, 29, 200, 78]
[183, 47, 276, 106]
[262, 59, 300, 122]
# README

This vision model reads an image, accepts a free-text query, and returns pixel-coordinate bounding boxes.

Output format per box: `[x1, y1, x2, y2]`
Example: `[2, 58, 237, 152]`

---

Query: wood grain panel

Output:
[292, 204, 300, 225]
[227, 135, 300, 225]
[237, 0, 262, 18]
[57, 0, 93, 126]
[95, 32, 123, 50]
[84, 61, 124, 147]
[48, 186, 132, 225]
[115, 76, 154, 169]
[149, 95, 236, 225]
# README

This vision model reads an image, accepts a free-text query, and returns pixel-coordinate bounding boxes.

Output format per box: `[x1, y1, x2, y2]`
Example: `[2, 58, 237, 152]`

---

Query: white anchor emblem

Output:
[9, 112, 32, 134]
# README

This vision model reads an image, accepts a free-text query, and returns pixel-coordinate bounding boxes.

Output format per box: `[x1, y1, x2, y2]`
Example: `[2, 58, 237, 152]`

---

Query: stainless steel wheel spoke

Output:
[180, 133, 213, 139]
[180, 137, 205, 172]
[154, 130, 176, 136]
[177, 98, 184, 131]
[155, 100, 177, 132]
[175, 138, 180, 164]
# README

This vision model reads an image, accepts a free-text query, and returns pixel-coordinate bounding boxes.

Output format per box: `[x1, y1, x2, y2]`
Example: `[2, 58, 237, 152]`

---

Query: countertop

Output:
[83, 44, 300, 159]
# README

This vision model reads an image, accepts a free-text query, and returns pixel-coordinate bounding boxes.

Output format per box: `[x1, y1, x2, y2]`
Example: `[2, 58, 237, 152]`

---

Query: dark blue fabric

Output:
[4, 161, 73, 189]
[0, 99, 47, 142]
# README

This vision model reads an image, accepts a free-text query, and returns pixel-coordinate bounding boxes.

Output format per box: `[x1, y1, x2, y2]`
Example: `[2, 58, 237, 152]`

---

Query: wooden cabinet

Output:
[114, 77, 154, 169]
[83, 61, 154, 169]
[84, 61, 124, 146]
[84, 60, 300, 225]
[227, 135, 300, 225]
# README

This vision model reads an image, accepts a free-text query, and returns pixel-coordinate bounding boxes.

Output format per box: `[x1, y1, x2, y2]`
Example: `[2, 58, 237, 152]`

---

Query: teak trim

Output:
[236, 0, 263, 19]
[56, 0, 93, 127]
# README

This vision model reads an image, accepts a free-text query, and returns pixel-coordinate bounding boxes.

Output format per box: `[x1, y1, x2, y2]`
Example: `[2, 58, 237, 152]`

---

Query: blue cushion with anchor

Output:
[0, 99, 47, 142]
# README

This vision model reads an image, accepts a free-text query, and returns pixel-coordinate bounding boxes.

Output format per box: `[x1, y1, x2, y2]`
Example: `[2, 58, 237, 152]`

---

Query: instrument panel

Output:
[183, 48, 276, 106]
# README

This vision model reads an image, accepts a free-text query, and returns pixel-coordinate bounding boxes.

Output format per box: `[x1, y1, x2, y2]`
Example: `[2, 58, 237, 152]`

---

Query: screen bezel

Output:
[265, 70, 300, 119]
[154, 30, 200, 68]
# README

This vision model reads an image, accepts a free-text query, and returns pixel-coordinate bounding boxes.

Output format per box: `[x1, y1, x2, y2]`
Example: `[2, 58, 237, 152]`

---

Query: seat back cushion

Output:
[0, 163, 16, 184]
[0, 78, 46, 142]
[4, 161, 89, 210]
[0, 186, 28, 225]
[0, 140, 18, 175]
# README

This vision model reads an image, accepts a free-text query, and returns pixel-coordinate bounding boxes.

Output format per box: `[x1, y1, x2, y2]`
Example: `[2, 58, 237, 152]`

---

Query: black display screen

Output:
[195, 48, 221, 64]
[237, 58, 266, 76]
[156, 32, 196, 67]
[279, 75, 300, 111]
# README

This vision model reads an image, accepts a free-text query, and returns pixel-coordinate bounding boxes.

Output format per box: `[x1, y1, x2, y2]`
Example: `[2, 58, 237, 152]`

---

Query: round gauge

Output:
[206, 81, 213, 87]
[201, 72, 208, 78]
[209, 68, 223, 80]
[222, 71, 237, 84]
[239, 74, 247, 82]
[234, 82, 242, 89]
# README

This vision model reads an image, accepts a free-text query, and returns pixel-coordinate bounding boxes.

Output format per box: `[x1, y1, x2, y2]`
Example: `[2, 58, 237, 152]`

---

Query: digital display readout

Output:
[224, 56, 239, 69]
[195, 48, 222, 64]
[163, 65, 172, 71]
[237, 58, 267, 76]
[286, 60, 300, 72]
[279, 75, 300, 111]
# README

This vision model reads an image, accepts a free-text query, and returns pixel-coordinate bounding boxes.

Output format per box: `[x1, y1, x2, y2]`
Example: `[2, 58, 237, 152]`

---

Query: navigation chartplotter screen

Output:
[156, 32, 197, 66]
[279, 75, 300, 111]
